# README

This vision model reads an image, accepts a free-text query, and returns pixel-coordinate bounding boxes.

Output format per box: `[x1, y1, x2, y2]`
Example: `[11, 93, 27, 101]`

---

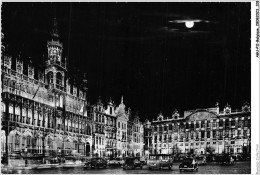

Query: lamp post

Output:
[58, 149, 61, 164]
[24, 148, 28, 166]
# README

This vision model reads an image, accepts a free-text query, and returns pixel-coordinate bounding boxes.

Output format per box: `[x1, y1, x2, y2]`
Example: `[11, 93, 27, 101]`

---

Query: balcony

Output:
[46, 60, 65, 69]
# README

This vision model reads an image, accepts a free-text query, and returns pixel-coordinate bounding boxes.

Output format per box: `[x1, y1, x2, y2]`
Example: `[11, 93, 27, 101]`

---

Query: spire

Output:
[50, 18, 59, 39]
[121, 96, 124, 104]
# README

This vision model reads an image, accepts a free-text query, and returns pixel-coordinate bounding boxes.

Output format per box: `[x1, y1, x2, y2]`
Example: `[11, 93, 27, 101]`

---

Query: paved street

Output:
[2, 161, 251, 174]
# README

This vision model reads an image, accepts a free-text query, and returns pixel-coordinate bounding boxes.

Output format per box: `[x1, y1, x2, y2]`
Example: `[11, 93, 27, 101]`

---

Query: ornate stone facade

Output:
[149, 103, 251, 156]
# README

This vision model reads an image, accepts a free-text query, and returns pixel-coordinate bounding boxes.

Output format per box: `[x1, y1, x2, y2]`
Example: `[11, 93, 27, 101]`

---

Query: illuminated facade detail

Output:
[149, 104, 251, 156]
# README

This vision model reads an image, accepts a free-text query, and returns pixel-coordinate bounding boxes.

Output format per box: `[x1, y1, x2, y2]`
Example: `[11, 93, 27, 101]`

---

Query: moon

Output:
[185, 21, 194, 28]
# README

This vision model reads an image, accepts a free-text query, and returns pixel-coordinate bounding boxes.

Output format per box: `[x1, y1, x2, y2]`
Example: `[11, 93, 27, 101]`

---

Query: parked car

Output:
[179, 157, 198, 172]
[140, 156, 147, 165]
[221, 155, 234, 165]
[147, 154, 173, 170]
[123, 157, 143, 170]
[177, 153, 188, 161]
[195, 155, 206, 165]
[83, 157, 107, 169]
[108, 157, 125, 165]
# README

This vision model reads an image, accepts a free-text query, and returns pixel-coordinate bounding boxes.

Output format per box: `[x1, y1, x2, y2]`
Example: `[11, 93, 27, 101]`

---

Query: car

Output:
[177, 153, 188, 161]
[179, 157, 198, 172]
[147, 154, 173, 170]
[221, 155, 234, 165]
[83, 157, 107, 169]
[123, 157, 143, 170]
[108, 157, 125, 165]
[195, 155, 206, 165]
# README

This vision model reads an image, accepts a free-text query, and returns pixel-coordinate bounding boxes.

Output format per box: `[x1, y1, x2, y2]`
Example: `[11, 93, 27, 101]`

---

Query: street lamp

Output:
[24, 148, 28, 166]
[58, 149, 61, 164]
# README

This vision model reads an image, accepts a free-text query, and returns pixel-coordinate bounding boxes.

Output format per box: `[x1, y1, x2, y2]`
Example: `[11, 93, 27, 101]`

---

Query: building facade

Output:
[150, 103, 251, 156]
[115, 97, 129, 157]
[127, 113, 144, 157]
[1, 19, 92, 165]
[103, 99, 117, 158]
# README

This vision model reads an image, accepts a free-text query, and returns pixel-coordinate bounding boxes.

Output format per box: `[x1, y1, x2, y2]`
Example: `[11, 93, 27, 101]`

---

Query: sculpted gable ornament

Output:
[186, 110, 218, 121]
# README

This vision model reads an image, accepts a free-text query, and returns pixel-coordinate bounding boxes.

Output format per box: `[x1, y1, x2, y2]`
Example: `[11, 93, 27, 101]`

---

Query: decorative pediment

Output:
[185, 110, 218, 121]
[172, 110, 180, 120]
[157, 113, 164, 121]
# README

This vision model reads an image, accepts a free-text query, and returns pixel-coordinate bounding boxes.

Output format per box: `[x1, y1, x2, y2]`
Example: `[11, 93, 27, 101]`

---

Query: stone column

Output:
[19, 98, 23, 123]
[12, 96, 16, 122]
[4, 94, 10, 166]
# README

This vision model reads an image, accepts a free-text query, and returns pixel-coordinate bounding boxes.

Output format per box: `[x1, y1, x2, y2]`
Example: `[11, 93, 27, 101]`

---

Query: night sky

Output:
[2, 2, 251, 121]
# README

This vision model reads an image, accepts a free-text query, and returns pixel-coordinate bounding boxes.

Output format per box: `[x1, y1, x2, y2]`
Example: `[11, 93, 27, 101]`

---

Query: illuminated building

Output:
[1, 19, 92, 165]
[150, 103, 251, 156]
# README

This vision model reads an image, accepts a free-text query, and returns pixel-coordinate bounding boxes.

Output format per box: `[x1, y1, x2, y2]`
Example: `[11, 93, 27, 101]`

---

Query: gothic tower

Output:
[45, 18, 67, 109]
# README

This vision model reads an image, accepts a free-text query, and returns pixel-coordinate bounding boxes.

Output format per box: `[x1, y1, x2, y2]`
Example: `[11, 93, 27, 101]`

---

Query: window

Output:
[219, 130, 223, 138]
[191, 131, 194, 139]
[201, 131, 205, 138]
[231, 119, 235, 126]
[47, 72, 54, 84]
[191, 143, 194, 146]
[164, 125, 167, 131]
[225, 120, 229, 127]
[118, 122, 120, 128]
[212, 121, 216, 127]
[231, 141, 235, 144]
[159, 135, 162, 141]
[238, 120, 243, 128]
[213, 131, 216, 138]
[213, 142, 216, 144]
[238, 130, 242, 136]
[196, 122, 200, 128]
[201, 142, 204, 145]
[219, 142, 222, 145]
[207, 121, 210, 128]
[190, 123, 194, 130]
[196, 143, 199, 146]
[185, 143, 188, 146]
[154, 126, 157, 132]
[56, 72, 63, 86]
[231, 129, 235, 137]
[219, 119, 223, 127]
[225, 130, 229, 137]
[201, 121, 205, 128]
[207, 131, 211, 138]
[186, 123, 189, 129]
[207, 142, 210, 145]
[244, 120, 248, 127]
[169, 124, 172, 130]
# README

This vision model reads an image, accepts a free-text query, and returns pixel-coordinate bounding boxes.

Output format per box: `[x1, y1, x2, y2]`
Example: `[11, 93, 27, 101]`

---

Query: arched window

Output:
[47, 72, 54, 84]
[56, 72, 62, 86]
